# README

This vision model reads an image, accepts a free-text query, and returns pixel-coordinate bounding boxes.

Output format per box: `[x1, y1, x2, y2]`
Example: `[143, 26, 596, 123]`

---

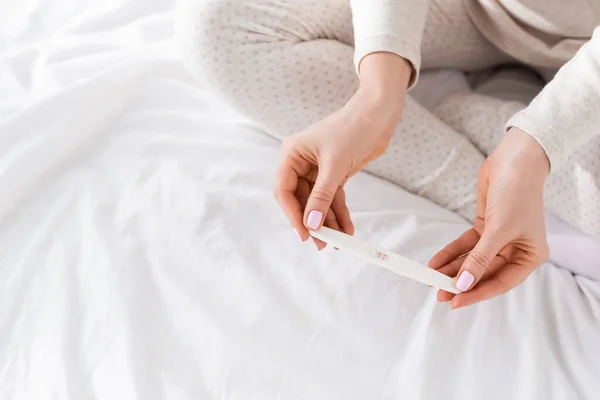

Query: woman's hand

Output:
[429, 127, 551, 308]
[274, 53, 412, 248]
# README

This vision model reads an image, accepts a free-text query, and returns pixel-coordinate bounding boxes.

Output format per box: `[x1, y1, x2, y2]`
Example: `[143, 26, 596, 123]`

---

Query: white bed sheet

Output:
[1, 1, 600, 399]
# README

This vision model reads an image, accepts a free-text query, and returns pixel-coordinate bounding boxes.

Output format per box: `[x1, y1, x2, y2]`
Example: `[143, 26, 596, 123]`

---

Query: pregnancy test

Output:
[309, 227, 461, 294]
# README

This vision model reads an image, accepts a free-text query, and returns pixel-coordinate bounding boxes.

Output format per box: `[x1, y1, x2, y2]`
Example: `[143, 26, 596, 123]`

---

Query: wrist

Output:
[356, 52, 411, 108]
[358, 52, 412, 89]
[348, 88, 403, 134]
[351, 53, 411, 129]
[503, 127, 551, 180]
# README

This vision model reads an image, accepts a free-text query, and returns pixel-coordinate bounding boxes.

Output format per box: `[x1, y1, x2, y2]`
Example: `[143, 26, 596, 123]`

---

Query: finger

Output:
[438, 253, 507, 280]
[323, 207, 340, 231]
[305, 181, 335, 250]
[311, 236, 327, 250]
[311, 207, 340, 250]
[451, 262, 531, 309]
[436, 257, 465, 277]
[304, 161, 346, 231]
[436, 254, 508, 302]
[435, 258, 464, 303]
[330, 187, 354, 235]
[451, 163, 496, 291]
[295, 177, 310, 202]
[429, 229, 480, 269]
[296, 180, 327, 250]
[311, 207, 341, 251]
[454, 229, 508, 292]
[294, 180, 318, 247]
[275, 162, 307, 240]
[303, 166, 319, 183]
[437, 290, 456, 303]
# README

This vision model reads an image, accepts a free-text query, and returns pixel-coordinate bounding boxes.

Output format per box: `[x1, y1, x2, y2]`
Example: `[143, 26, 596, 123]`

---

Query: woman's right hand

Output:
[274, 53, 412, 249]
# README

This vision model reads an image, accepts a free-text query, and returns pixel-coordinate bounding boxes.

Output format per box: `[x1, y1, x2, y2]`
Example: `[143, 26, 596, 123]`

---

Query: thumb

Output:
[455, 229, 506, 292]
[304, 163, 345, 231]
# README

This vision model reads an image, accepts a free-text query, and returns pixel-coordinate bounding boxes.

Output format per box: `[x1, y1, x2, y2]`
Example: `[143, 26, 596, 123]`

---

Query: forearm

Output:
[353, 52, 412, 127]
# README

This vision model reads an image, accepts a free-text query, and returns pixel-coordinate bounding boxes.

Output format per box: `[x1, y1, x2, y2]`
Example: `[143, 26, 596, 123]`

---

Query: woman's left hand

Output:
[429, 127, 551, 309]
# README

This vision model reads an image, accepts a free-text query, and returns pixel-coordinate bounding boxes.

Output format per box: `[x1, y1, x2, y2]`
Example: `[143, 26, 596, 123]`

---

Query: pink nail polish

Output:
[456, 270, 475, 291]
[306, 210, 323, 230]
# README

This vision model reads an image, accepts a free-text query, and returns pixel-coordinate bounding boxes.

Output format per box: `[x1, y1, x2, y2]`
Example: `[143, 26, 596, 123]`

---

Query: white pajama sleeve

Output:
[350, 0, 430, 88]
[508, 27, 600, 170]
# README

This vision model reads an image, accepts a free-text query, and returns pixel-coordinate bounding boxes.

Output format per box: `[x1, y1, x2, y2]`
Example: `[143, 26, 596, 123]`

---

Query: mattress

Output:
[1, 0, 599, 399]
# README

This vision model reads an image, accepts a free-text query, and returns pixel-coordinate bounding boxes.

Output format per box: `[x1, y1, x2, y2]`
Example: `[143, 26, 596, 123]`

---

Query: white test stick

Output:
[309, 226, 461, 294]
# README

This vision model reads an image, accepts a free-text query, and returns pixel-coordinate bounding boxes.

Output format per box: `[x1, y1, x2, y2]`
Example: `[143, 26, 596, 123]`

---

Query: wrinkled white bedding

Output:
[1, 1, 600, 399]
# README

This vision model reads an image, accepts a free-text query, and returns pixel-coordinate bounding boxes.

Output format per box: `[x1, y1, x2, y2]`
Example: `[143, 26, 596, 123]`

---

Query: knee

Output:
[174, 0, 245, 86]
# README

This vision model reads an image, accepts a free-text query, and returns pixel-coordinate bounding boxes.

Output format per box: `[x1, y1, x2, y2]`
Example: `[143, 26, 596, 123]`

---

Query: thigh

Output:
[545, 139, 600, 239]
[421, 0, 512, 70]
[175, 0, 356, 139]
[433, 92, 526, 156]
[365, 96, 483, 221]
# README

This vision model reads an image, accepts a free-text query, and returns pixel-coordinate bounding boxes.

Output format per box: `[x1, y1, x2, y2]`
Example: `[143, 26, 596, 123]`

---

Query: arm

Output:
[275, 1, 430, 246]
[350, 0, 430, 89]
[508, 27, 600, 170]
[428, 29, 600, 307]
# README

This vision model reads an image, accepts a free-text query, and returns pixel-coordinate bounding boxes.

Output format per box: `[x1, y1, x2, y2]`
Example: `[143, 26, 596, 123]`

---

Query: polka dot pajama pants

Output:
[175, 0, 600, 240]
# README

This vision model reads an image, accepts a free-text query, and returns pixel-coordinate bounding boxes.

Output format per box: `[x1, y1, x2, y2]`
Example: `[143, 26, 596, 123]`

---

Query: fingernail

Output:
[306, 210, 323, 230]
[456, 270, 475, 292]
[293, 229, 303, 242]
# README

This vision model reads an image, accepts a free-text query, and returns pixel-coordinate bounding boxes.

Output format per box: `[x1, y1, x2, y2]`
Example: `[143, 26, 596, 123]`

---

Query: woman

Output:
[175, 0, 600, 308]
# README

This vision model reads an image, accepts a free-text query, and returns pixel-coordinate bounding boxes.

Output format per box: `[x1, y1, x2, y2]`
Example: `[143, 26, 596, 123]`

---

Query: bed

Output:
[1, 0, 600, 399]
